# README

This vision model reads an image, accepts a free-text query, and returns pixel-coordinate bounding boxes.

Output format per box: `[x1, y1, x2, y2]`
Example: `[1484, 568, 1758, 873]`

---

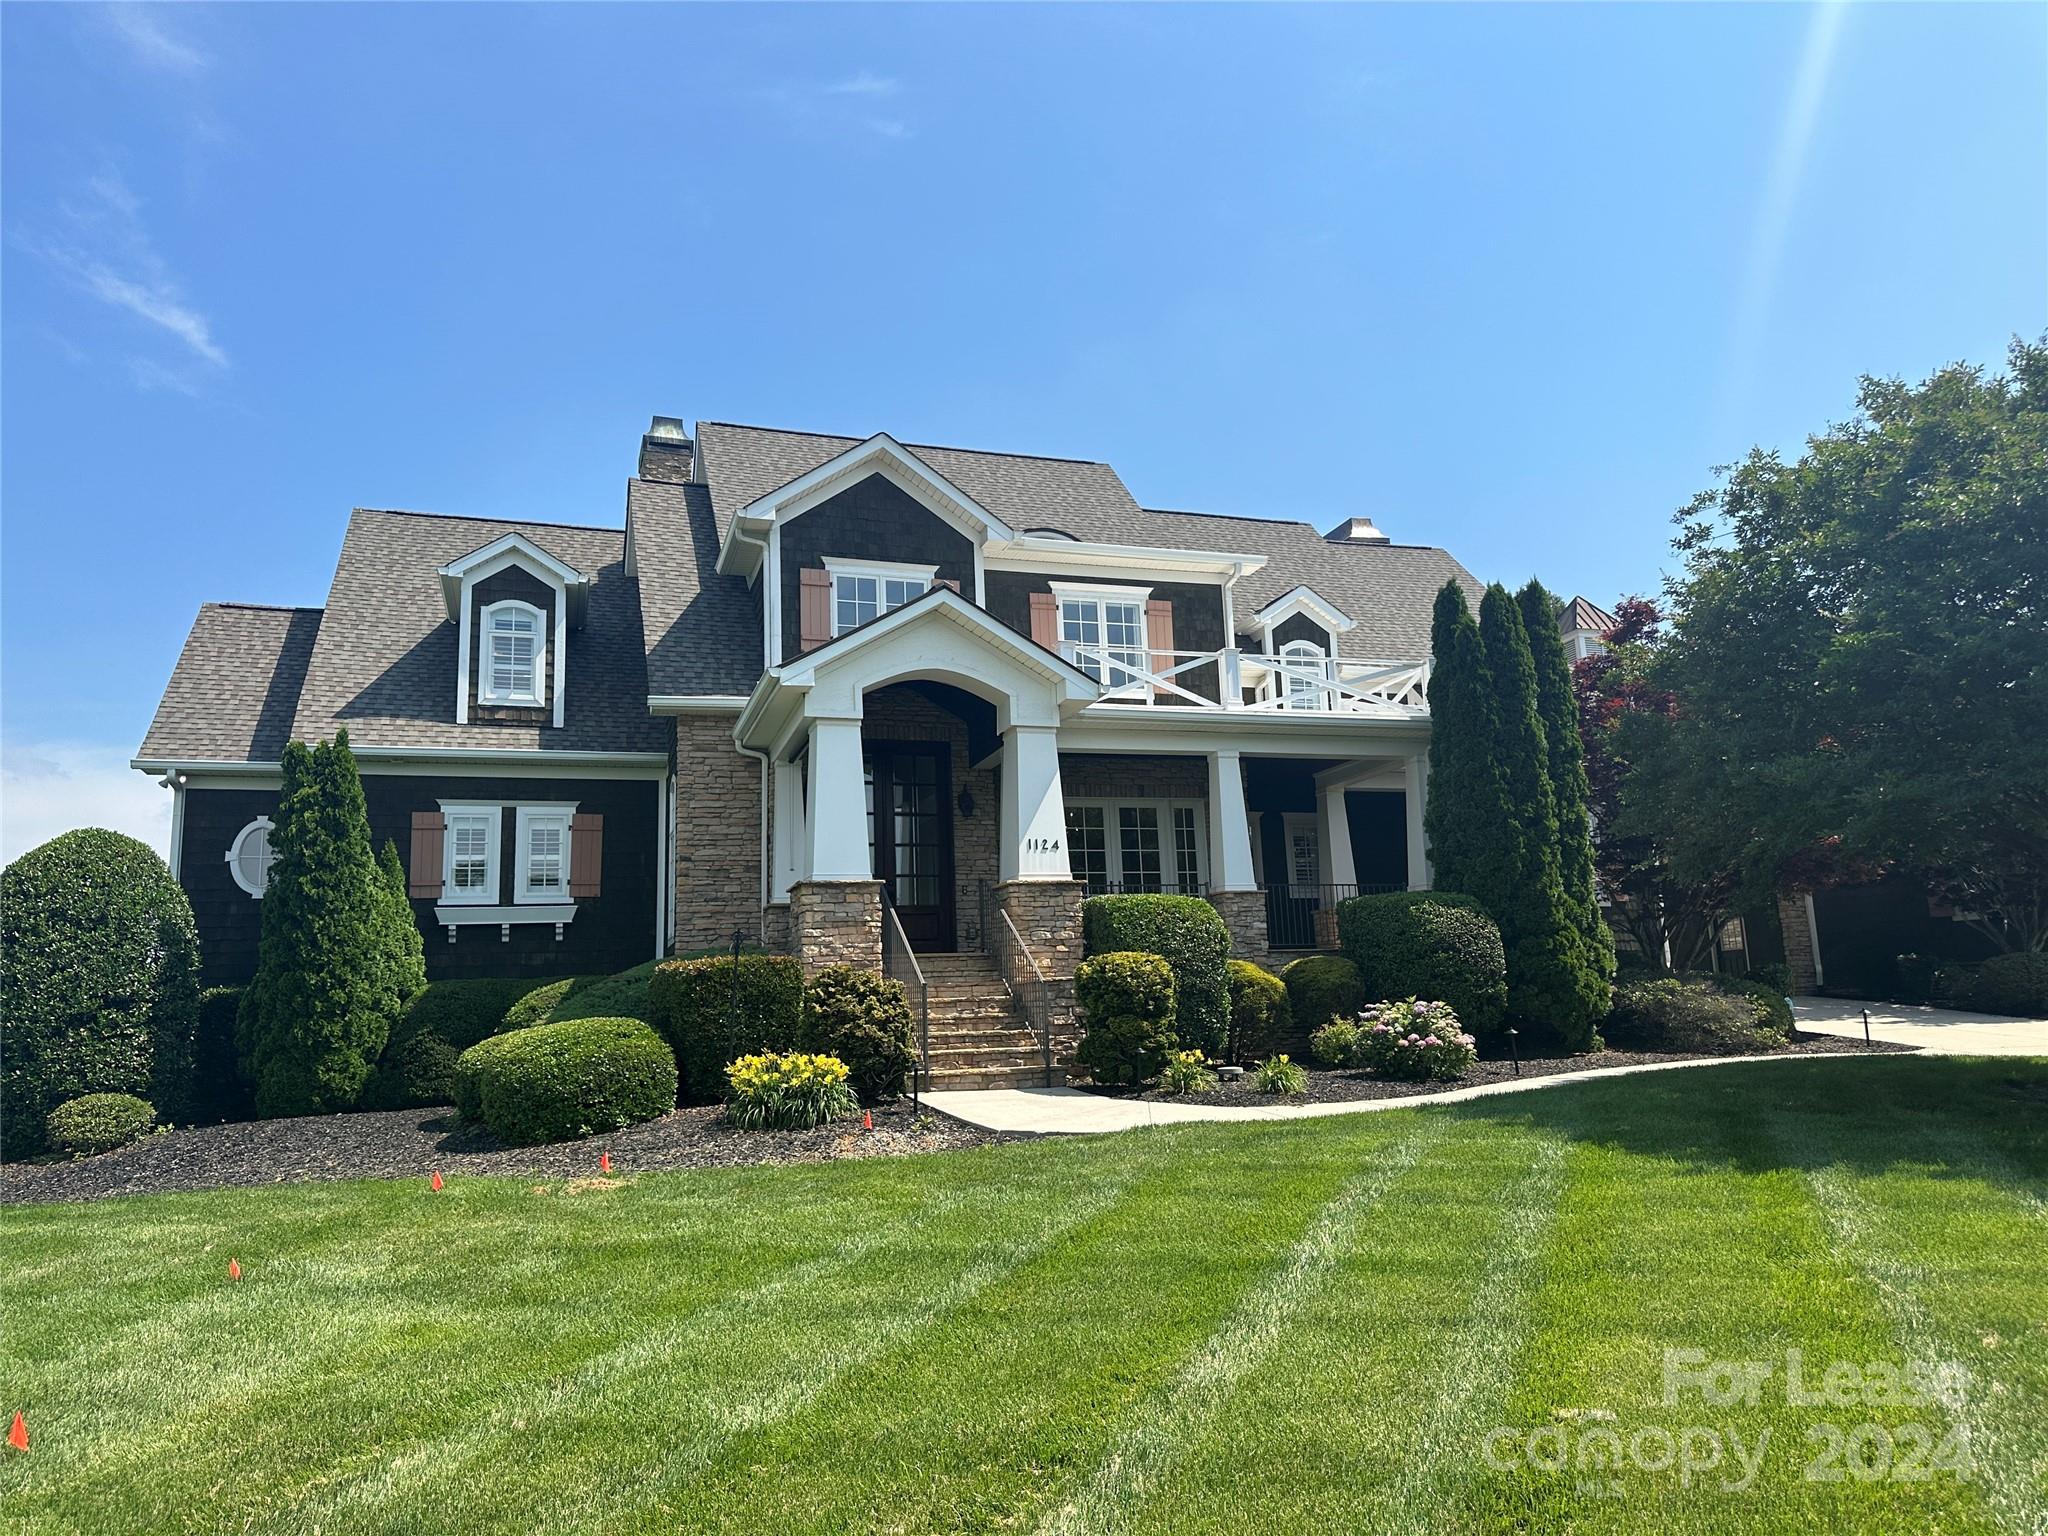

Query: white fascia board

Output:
[438, 535, 588, 622]
[1251, 585, 1358, 634]
[715, 518, 769, 581]
[648, 695, 752, 713]
[1059, 708, 1430, 757]
[983, 538, 1265, 581]
[776, 587, 1094, 693]
[735, 433, 1018, 543]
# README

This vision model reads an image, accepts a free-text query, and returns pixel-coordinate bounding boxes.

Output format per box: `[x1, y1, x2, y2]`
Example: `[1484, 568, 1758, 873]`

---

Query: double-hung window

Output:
[441, 805, 502, 905]
[515, 805, 576, 903]
[825, 560, 935, 637]
[1053, 584, 1149, 693]
[480, 601, 544, 705]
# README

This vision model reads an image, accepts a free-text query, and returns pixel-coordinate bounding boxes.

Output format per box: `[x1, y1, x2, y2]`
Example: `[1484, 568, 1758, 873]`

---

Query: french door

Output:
[865, 745, 955, 950]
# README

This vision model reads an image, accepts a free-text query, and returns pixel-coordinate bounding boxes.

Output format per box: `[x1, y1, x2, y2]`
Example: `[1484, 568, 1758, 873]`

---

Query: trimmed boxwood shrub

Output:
[1309, 1019, 1363, 1068]
[47, 1093, 158, 1157]
[190, 986, 255, 1125]
[453, 1016, 677, 1145]
[1, 828, 201, 1157]
[1976, 952, 2048, 1016]
[1074, 950, 1177, 1086]
[399, 977, 566, 1052]
[648, 953, 806, 1103]
[1281, 955, 1366, 1037]
[803, 966, 917, 1103]
[1081, 894, 1230, 1056]
[1604, 978, 1783, 1053]
[1224, 960, 1291, 1064]
[358, 1032, 460, 1110]
[505, 959, 666, 1030]
[1337, 891, 1509, 1040]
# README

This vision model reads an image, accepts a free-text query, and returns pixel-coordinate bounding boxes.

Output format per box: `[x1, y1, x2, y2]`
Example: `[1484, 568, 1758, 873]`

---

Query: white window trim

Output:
[479, 599, 546, 707]
[1064, 796, 1208, 892]
[821, 558, 940, 638]
[439, 802, 503, 907]
[225, 816, 276, 898]
[514, 802, 579, 905]
[1282, 811, 1321, 890]
[1049, 583, 1153, 698]
[1278, 639, 1334, 711]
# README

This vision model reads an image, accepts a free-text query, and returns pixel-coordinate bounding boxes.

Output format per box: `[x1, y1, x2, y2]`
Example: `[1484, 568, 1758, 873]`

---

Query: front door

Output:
[866, 744, 955, 950]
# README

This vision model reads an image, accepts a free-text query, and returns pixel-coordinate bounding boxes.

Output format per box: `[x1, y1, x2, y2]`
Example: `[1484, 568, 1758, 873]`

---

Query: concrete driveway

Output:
[1792, 997, 2048, 1057]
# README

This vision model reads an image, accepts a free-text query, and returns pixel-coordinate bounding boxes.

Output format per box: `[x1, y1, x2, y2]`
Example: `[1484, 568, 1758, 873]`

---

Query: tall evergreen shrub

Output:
[237, 731, 397, 1115]
[1517, 580, 1616, 1005]
[1476, 586, 1603, 1048]
[376, 839, 428, 1014]
[1423, 583, 1513, 907]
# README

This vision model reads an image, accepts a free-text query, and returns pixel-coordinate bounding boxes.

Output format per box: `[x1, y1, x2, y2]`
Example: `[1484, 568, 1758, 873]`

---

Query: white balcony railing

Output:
[1060, 643, 1430, 717]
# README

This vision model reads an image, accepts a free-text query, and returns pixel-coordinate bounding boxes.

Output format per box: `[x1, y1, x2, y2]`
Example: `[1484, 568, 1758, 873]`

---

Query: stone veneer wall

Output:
[674, 713, 765, 951]
[1777, 893, 1819, 994]
[1206, 889, 1270, 964]
[790, 880, 882, 977]
[993, 878, 1084, 1047]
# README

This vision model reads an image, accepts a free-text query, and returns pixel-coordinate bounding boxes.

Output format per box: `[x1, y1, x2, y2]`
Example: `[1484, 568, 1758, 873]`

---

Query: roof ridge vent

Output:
[1326, 515, 1390, 545]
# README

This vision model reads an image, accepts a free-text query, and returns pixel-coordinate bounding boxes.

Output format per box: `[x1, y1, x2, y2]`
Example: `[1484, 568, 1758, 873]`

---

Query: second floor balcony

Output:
[1058, 640, 1431, 719]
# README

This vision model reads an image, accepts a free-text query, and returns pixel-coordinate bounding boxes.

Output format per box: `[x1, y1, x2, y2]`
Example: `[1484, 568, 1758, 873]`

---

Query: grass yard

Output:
[3, 1058, 2044, 1535]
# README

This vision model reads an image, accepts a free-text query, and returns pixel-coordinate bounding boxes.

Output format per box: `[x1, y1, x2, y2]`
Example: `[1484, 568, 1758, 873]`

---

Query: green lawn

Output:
[4, 1058, 2044, 1535]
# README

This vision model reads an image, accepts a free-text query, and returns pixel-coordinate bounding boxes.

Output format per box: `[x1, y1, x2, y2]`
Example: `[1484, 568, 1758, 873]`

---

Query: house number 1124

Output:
[1026, 837, 1062, 853]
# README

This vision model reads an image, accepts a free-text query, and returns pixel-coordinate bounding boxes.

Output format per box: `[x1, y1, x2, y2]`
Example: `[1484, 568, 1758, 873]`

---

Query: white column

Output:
[1321, 784, 1358, 889]
[1206, 749, 1258, 892]
[771, 756, 805, 902]
[805, 717, 871, 882]
[1404, 751, 1431, 890]
[1000, 725, 1069, 881]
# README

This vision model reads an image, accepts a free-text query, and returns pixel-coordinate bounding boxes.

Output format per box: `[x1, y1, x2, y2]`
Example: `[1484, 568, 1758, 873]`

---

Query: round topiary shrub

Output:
[803, 966, 917, 1103]
[1975, 952, 2048, 1016]
[1075, 951, 1178, 1085]
[1, 828, 201, 1158]
[1336, 891, 1508, 1040]
[1224, 960, 1291, 1064]
[648, 954, 806, 1104]
[1081, 894, 1231, 1056]
[452, 1016, 677, 1145]
[359, 1032, 461, 1111]
[725, 1052, 860, 1131]
[398, 976, 567, 1053]
[46, 1093, 158, 1158]
[1281, 955, 1366, 1036]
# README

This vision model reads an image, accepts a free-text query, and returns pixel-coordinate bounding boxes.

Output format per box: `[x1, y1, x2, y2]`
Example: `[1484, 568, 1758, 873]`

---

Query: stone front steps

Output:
[906, 951, 1062, 1091]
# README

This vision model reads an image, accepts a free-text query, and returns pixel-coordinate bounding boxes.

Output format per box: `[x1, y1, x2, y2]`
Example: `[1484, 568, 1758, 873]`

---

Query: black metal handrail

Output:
[997, 906, 1056, 1087]
[879, 892, 929, 1105]
[1263, 882, 1403, 950]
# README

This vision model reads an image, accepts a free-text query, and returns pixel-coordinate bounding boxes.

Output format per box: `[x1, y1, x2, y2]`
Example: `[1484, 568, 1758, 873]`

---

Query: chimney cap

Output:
[1325, 515, 1390, 544]
[645, 415, 690, 442]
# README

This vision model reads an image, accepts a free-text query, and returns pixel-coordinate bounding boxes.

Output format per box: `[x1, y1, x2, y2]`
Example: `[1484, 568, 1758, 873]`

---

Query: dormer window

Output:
[481, 600, 544, 706]
[822, 559, 935, 637]
[1279, 640, 1333, 711]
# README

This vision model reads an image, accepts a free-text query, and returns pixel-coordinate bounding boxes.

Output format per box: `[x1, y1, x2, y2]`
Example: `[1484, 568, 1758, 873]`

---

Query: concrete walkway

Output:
[1790, 996, 2048, 1056]
[924, 998, 2046, 1135]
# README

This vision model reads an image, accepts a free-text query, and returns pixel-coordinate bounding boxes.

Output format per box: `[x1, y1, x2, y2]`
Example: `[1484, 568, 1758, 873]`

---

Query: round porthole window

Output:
[226, 817, 277, 897]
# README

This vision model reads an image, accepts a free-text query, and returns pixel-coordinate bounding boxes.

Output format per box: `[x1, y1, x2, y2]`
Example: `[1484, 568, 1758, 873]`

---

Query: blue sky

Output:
[3, 2, 2043, 858]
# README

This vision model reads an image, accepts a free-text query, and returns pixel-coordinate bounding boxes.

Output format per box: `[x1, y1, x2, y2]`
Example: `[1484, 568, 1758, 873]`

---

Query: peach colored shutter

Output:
[1029, 590, 1059, 650]
[408, 811, 444, 899]
[1146, 599, 1175, 683]
[799, 567, 833, 652]
[569, 814, 604, 899]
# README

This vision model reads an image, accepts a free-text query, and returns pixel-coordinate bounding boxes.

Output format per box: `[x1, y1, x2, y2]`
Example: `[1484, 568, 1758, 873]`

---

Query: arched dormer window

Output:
[1279, 639, 1332, 711]
[480, 600, 544, 706]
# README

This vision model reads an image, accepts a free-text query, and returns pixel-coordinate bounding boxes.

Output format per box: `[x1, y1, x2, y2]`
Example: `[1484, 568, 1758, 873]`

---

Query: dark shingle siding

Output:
[139, 604, 323, 762]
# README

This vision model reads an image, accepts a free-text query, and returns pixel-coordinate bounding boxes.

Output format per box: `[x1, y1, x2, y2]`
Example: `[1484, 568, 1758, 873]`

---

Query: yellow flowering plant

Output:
[725, 1051, 860, 1131]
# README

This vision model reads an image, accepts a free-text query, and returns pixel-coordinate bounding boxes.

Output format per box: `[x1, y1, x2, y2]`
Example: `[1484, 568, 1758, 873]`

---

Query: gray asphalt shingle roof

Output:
[139, 604, 324, 763]
[630, 477, 763, 698]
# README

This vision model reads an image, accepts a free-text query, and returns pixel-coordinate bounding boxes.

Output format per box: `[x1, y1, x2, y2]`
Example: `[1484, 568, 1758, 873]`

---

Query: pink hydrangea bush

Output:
[1356, 998, 1477, 1081]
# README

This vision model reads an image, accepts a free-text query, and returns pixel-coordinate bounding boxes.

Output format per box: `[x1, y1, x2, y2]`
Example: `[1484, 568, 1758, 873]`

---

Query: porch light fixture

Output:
[956, 787, 976, 819]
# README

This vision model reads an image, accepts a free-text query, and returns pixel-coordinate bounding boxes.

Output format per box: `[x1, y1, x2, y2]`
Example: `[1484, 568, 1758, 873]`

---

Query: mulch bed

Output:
[0, 1098, 1020, 1207]
[1082, 1032, 1919, 1108]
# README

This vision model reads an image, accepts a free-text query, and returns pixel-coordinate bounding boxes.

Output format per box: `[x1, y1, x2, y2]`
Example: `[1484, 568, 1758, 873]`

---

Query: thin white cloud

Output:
[101, 4, 209, 74]
[1, 743, 172, 866]
[25, 169, 229, 372]
[827, 71, 899, 98]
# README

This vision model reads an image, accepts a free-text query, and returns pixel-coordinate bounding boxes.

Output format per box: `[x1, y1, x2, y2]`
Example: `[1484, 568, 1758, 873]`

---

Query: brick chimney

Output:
[638, 416, 693, 483]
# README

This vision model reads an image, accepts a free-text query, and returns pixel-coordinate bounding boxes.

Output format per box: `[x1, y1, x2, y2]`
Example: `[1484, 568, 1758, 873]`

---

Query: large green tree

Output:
[237, 731, 398, 1115]
[1640, 338, 2048, 951]
[1518, 580, 1616, 989]
[1475, 585, 1605, 1047]
[1423, 582, 1510, 906]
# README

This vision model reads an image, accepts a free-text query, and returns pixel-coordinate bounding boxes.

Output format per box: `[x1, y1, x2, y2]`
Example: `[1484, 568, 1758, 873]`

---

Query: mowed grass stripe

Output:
[1034, 1115, 1454, 1536]
[415, 1138, 1163, 1533]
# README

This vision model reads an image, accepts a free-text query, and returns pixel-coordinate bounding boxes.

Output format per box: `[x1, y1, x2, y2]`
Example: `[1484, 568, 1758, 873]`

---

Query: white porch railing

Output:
[1060, 643, 1430, 717]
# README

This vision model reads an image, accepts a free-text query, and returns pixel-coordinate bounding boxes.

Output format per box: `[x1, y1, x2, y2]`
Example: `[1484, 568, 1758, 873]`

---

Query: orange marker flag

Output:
[7, 1412, 26, 1452]
[863, 1110, 873, 1130]
[430, 1170, 444, 1192]
[599, 1151, 612, 1174]
[228, 1258, 242, 1281]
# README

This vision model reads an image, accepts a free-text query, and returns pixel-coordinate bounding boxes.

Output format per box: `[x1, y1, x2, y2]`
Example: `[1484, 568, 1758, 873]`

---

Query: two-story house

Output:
[137, 416, 1482, 1085]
